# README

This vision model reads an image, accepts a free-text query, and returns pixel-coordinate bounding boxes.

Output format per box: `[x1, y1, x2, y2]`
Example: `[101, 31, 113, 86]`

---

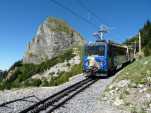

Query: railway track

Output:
[19, 77, 98, 113]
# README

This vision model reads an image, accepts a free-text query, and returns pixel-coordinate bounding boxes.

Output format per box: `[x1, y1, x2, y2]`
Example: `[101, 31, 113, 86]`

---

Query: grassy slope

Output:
[113, 56, 151, 85]
[0, 48, 83, 90]
[102, 56, 151, 113]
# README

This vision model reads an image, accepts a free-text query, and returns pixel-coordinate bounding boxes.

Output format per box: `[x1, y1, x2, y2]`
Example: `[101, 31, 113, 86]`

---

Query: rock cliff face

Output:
[23, 17, 84, 64]
[0, 70, 3, 77]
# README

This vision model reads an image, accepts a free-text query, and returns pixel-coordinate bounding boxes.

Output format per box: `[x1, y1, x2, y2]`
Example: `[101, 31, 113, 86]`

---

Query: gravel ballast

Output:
[0, 74, 122, 113]
[0, 74, 85, 113]
[54, 75, 122, 113]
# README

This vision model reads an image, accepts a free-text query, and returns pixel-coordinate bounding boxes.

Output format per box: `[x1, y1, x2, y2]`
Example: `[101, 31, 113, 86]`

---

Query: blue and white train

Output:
[82, 40, 135, 76]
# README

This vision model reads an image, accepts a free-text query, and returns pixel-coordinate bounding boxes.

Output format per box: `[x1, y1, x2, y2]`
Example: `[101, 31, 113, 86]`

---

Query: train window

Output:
[86, 45, 105, 56]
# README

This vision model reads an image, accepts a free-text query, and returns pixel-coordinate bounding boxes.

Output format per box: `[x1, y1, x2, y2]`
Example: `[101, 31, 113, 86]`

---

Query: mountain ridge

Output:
[0, 16, 85, 90]
[23, 16, 84, 64]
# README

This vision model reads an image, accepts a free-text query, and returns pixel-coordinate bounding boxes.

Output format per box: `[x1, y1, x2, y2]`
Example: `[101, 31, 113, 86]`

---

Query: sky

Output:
[0, 0, 151, 70]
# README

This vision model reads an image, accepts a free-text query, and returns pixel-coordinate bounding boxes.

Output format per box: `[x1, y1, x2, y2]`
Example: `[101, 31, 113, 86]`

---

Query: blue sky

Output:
[0, 0, 151, 70]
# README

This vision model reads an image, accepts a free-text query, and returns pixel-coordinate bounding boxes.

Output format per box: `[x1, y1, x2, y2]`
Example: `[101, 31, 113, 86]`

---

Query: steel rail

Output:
[19, 77, 98, 113]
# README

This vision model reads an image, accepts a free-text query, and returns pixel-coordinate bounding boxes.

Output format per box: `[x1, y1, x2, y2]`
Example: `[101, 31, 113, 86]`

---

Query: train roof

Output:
[106, 40, 127, 49]
[110, 43, 128, 49]
[86, 39, 134, 50]
[95, 40, 128, 49]
[86, 40, 106, 46]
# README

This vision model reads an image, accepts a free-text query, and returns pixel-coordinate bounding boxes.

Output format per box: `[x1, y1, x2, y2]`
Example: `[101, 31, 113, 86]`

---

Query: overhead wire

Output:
[77, 0, 115, 31]
[50, 0, 98, 28]
[77, 0, 104, 24]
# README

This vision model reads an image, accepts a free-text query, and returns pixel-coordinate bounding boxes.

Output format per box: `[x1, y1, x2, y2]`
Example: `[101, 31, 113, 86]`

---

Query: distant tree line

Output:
[124, 20, 151, 56]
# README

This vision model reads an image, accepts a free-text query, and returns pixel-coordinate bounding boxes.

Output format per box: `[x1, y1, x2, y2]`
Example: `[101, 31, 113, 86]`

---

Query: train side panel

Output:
[108, 44, 129, 72]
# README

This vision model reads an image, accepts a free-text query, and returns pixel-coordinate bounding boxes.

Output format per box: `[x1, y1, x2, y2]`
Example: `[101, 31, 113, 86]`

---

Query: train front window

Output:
[86, 45, 105, 56]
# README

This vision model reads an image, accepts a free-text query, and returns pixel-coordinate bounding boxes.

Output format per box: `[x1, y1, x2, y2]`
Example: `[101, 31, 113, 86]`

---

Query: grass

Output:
[0, 48, 76, 90]
[0, 46, 84, 90]
[46, 63, 83, 86]
[4, 63, 83, 89]
[46, 16, 74, 34]
[113, 56, 151, 85]
[102, 56, 151, 113]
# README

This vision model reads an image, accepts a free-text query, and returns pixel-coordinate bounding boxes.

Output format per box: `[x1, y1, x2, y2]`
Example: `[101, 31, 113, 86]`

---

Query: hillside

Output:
[0, 17, 85, 90]
[124, 20, 151, 56]
[101, 56, 151, 113]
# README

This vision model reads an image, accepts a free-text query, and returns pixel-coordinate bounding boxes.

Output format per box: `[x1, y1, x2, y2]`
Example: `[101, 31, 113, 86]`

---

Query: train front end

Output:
[82, 41, 108, 76]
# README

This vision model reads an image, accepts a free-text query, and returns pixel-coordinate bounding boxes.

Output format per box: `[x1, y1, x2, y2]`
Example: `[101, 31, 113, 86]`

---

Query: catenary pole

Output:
[139, 32, 141, 54]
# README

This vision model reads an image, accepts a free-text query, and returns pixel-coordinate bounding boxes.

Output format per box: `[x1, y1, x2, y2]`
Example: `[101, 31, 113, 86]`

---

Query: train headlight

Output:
[99, 61, 105, 66]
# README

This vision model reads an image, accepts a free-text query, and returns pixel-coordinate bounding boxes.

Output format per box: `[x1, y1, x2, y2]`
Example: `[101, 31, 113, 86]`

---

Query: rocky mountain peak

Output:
[23, 17, 84, 64]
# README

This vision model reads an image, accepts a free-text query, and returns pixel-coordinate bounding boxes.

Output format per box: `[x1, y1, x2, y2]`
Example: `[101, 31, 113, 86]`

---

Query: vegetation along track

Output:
[19, 77, 98, 113]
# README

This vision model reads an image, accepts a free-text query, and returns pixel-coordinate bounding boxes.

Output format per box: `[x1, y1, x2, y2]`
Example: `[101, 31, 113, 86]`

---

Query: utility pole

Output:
[134, 41, 136, 57]
[139, 32, 141, 55]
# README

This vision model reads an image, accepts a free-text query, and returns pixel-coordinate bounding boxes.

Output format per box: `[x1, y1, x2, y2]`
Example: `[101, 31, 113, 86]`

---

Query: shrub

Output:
[24, 79, 42, 87]
[41, 79, 49, 86]
[47, 63, 83, 86]
[0, 48, 76, 90]
[47, 17, 74, 34]
[0, 81, 11, 90]
[67, 62, 71, 67]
